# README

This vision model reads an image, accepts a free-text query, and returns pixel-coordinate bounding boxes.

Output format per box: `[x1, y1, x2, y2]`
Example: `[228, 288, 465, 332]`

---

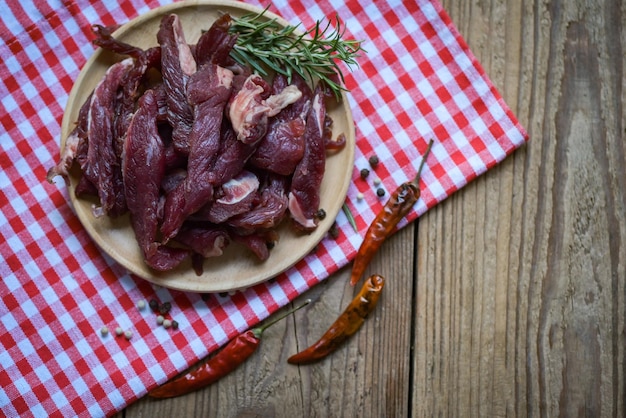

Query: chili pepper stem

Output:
[412, 139, 434, 186]
[251, 299, 311, 338]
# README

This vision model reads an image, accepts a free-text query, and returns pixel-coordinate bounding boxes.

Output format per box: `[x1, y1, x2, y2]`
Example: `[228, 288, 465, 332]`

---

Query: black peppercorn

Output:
[159, 301, 172, 315]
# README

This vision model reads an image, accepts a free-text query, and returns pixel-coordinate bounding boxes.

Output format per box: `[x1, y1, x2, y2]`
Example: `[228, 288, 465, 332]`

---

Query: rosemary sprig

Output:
[229, 7, 364, 99]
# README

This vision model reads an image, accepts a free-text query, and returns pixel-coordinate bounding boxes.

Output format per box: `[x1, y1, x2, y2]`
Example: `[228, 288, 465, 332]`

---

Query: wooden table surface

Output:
[119, 0, 625, 416]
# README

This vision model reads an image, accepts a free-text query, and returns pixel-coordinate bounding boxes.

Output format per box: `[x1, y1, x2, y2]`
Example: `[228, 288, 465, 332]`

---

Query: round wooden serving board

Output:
[60, 0, 355, 293]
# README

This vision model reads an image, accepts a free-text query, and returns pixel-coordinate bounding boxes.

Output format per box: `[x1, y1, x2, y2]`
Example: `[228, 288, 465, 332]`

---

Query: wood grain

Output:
[122, 0, 625, 416]
[416, 1, 626, 417]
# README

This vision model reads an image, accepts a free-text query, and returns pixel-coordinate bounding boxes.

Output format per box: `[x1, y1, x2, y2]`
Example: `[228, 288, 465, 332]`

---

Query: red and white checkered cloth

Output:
[0, 0, 527, 416]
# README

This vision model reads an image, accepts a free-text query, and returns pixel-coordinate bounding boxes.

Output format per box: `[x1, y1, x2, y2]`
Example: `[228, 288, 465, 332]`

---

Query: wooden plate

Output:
[60, 0, 355, 293]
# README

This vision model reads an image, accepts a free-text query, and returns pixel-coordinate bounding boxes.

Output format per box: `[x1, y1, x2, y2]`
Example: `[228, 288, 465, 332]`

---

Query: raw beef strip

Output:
[175, 222, 231, 275]
[91, 24, 144, 58]
[321, 113, 347, 151]
[250, 73, 313, 175]
[288, 86, 327, 232]
[203, 170, 259, 223]
[157, 14, 197, 155]
[185, 63, 233, 106]
[228, 74, 302, 145]
[84, 58, 134, 218]
[123, 89, 188, 271]
[113, 47, 163, 158]
[228, 174, 289, 232]
[90, 25, 162, 154]
[249, 117, 306, 176]
[153, 89, 188, 170]
[74, 111, 98, 198]
[207, 121, 257, 186]
[231, 231, 275, 261]
[46, 91, 92, 185]
[74, 134, 99, 199]
[194, 13, 237, 67]
[174, 223, 230, 258]
[160, 64, 234, 241]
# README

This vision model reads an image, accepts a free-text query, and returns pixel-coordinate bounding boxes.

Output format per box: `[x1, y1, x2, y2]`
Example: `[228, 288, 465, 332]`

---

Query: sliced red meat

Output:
[84, 58, 134, 218]
[250, 73, 313, 175]
[207, 121, 257, 186]
[123, 89, 188, 271]
[203, 170, 259, 223]
[160, 64, 234, 242]
[228, 173, 289, 233]
[91, 24, 144, 58]
[175, 222, 232, 275]
[90, 27, 162, 158]
[288, 85, 327, 232]
[74, 176, 98, 198]
[112, 47, 162, 159]
[174, 222, 231, 258]
[249, 117, 306, 176]
[145, 246, 189, 272]
[231, 231, 276, 261]
[228, 74, 302, 145]
[175, 222, 230, 258]
[194, 13, 237, 67]
[73, 113, 98, 198]
[322, 114, 346, 151]
[157, 14, 197, 155]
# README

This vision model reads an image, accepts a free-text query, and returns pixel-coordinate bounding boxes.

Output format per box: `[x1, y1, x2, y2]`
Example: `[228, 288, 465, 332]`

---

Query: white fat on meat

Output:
[266, 85, 302, 116]
[311, 92, 324, 136]
[229, 74, 302, 144]
[287, 193, 316, 230]
[216, 66, 234, 89]
[172, 15, 196, 76]
[216, 170, 260, 205]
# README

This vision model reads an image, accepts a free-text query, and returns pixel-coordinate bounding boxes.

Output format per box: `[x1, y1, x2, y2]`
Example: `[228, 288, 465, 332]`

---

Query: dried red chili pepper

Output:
[349, 139, 433, 286]
[287, 274, 385, 364]
[149, 299, 310, 399]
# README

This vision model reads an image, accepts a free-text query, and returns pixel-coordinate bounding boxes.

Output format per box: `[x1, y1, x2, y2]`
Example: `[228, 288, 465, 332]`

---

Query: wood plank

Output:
[123, 225, 416, 417]
[414, 0, 626, 417]
[288, 225, 417, 417]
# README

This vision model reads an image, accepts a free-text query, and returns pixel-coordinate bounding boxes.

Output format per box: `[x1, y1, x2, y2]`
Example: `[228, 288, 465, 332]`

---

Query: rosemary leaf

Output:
[229, 8, 364, 99]
[342, 203, 358, 232]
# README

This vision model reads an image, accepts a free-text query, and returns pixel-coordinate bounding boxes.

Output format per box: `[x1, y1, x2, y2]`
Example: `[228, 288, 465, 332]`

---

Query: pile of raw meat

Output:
[47, 14, 346, 274]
